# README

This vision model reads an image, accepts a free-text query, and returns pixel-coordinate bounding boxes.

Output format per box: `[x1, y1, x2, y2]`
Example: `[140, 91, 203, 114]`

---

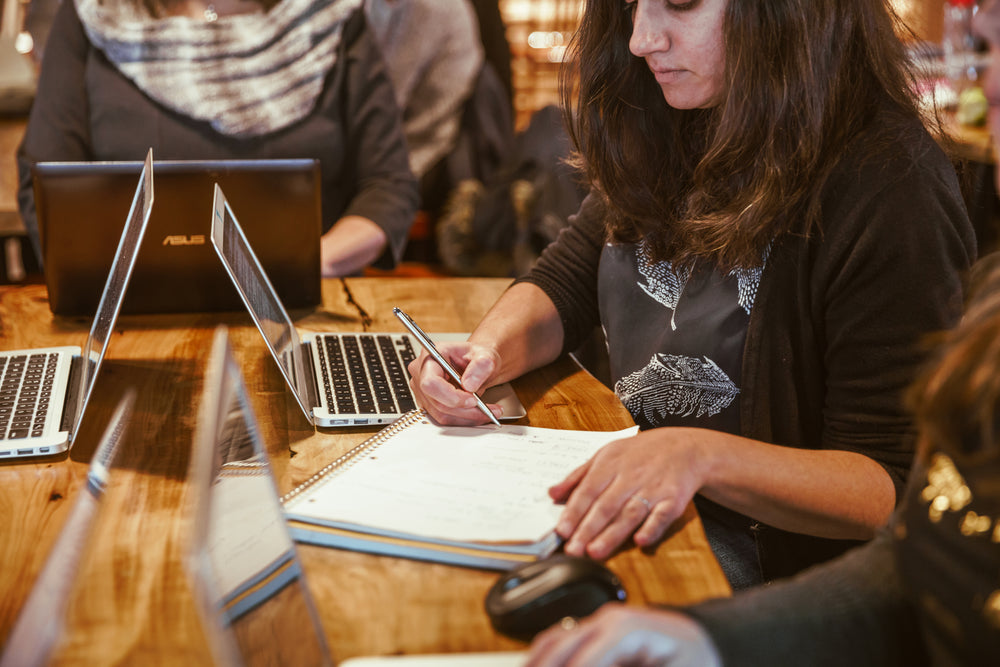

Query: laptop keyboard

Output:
[0, 352, 59, 440]
[316, 334, 418, 416]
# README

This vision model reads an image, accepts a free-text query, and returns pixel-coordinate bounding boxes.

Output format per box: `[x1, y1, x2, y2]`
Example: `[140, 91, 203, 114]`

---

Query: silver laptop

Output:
[209, 184, 525, 428]
[0, 390, 136, 667]
[32, 158, 321, 316]
[186, 327, 331, 666]
[0, 150, 153, 460]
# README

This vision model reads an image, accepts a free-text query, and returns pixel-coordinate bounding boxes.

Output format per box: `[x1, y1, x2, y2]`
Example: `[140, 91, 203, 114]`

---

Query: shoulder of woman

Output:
[774, 115, 975, 273]
[821, 115, 963, 218]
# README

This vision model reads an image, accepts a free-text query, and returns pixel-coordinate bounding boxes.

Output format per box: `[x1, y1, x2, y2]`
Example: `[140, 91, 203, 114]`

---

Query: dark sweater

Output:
[519, 113, 977, 580]
[16, 1, 418, 269]
[686, 449, 1000, 666]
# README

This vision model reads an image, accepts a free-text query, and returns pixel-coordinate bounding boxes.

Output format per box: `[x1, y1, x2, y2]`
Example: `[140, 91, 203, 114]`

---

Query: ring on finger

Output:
[633, 494, 653, 514]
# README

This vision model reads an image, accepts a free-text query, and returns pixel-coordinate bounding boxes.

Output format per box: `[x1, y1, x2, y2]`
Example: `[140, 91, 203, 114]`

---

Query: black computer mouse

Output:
[484, 554, 627, 642]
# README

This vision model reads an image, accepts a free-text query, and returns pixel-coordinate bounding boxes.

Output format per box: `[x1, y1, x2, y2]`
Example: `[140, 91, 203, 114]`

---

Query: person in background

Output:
[17, 0, 418, 277]
[365, 0, 482, 211]
[521, 2, 1000, 664]
[365, 0, 514, 265]
[467, 0, 513, 110]
[407, 0, 976, 590]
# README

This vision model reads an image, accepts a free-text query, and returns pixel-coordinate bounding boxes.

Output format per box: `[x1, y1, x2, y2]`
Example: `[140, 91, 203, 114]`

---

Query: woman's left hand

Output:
[550, 428, 711, 560]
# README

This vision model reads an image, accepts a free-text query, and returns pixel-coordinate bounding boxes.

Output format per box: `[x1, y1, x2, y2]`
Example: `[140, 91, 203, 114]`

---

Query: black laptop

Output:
[32, 159, 322, 315]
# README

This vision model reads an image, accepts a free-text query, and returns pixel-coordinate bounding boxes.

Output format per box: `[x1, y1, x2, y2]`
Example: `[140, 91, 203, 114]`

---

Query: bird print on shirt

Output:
[636, 241, 767, 324]
[615, 353, 739, 425]
[730, 245, 769, 315]
[636, 242, 691, 330]
[623, 242, 769, 424]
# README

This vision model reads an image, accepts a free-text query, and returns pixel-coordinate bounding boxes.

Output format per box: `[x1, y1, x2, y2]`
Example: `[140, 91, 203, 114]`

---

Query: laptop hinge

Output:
[300, 340, 321, 413]
[60, 355, 84, 432]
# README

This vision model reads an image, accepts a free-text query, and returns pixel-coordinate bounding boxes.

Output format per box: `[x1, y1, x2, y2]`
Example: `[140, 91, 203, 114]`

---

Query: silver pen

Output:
[393, 307, 502, 427]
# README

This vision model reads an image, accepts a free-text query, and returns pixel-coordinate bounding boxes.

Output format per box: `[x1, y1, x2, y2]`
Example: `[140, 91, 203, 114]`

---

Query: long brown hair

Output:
[909, 253, 1000, 461]
[561, 0, 922, 271]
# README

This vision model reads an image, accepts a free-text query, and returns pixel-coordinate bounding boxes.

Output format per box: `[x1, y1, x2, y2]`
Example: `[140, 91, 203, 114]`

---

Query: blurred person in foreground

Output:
[17, 0, 418, 277]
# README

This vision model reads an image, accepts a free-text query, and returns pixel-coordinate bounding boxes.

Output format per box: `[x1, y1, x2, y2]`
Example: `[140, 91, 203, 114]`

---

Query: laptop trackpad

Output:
[481, 383, 526, 421]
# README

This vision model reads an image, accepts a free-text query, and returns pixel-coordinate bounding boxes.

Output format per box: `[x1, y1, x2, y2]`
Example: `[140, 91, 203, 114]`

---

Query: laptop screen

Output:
[187, 327, 331, 666]
[33, 158, 321, 316]
[210, 185, 313, 419]
[73, 149, 154, 438]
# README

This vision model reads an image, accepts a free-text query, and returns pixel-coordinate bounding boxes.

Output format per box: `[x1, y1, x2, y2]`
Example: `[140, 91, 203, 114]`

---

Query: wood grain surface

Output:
[0, 118, 25, 235]
[0, 277, 729, 664]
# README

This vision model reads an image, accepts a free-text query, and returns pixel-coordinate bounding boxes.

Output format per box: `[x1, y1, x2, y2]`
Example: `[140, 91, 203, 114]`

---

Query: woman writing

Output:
[408, 0, 976, 588]
[525, 249, 1000, 663]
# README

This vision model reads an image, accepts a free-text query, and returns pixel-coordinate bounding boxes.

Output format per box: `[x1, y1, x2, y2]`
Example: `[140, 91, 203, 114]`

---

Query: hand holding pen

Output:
[394, 307, 502, 427]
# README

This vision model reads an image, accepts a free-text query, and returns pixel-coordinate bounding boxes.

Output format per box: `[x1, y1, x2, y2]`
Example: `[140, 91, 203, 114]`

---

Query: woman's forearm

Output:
[693, 429, 898, 539]
[469, 282, 566, 384]
[320, 215, 388, 277]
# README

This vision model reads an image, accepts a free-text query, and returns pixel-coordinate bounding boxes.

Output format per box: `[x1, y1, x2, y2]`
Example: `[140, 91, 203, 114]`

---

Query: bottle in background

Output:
[943, 0, 978, 95]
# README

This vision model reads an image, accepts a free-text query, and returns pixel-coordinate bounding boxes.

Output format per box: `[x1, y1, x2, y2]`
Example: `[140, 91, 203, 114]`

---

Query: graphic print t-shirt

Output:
[599, 241, 766, 434]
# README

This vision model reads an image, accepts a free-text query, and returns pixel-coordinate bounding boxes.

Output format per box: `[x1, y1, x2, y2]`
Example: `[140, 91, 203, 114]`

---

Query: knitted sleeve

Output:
[804, 127, 975, 499]
[685, 531, 928, 667]
[515, 192, 606, 355]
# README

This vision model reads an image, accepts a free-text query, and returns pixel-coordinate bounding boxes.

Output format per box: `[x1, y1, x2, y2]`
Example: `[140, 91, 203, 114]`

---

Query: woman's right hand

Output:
[406, 341, 504, 425]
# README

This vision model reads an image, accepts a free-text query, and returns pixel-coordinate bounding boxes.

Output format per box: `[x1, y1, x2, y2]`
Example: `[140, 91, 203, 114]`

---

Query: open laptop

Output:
[0, 150, 153, 461]
[0, 391, 136, 667]
[187, 327, 331, 666]
[210, 184, 525, 428]
[32, 158, 321, 316]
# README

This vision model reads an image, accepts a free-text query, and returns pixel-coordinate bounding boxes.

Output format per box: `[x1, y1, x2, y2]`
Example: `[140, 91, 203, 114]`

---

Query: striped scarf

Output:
[74, 0, 362, 138]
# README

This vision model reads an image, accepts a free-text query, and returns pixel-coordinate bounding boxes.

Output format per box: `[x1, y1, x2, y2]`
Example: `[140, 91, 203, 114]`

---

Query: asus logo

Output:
[162, 234, 206, 246]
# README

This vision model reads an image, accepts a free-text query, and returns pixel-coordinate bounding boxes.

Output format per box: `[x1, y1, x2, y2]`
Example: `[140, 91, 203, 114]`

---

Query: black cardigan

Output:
[518, 113, 977, 579]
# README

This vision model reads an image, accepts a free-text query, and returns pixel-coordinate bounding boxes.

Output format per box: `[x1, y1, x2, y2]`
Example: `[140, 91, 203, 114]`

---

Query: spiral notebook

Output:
[282, 411, 637, 570]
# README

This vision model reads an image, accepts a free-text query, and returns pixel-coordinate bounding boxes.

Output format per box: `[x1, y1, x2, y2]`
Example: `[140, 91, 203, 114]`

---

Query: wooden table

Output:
[0, 117, 25, 237]
[0, 277, 729, 664]
[0, 118, 28, 283]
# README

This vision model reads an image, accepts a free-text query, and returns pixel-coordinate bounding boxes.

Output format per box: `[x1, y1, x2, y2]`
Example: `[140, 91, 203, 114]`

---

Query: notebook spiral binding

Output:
[220, 459, 269, 478]
[280, 409, 428, 505]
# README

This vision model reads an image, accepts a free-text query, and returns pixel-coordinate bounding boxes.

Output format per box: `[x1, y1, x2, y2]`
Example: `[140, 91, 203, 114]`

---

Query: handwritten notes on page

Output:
[287, 418, 638, 544]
